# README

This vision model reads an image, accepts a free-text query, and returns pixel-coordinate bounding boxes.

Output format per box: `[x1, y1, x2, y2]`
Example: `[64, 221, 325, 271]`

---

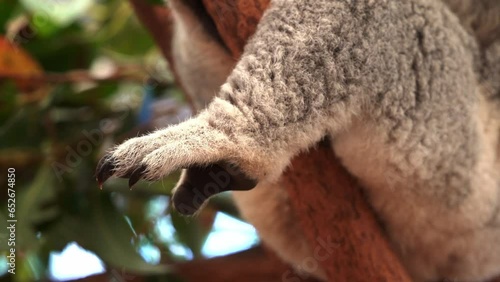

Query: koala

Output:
[97, 0, 500, 281]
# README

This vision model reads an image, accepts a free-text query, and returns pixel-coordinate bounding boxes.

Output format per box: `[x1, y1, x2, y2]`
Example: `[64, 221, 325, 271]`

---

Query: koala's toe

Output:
[128, 164, 148, 189]
[96, 150, 154, 189]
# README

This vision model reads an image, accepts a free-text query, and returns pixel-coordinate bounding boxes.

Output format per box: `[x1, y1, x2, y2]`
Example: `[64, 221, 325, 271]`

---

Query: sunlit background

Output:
[1, 205, 258, 280]
[0, 0, 260, 281]
[44, 212, 258, 281]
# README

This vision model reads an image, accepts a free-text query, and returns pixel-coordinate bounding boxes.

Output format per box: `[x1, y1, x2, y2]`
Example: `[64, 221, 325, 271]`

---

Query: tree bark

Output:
[174, 246, 319, 282]
[71, 246, 320, 282]
[201, 0, 270, 58]
[284, 142, 411, 281]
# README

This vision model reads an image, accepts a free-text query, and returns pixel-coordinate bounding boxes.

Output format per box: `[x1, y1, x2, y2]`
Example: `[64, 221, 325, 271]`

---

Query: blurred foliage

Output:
[0, 1, 251, 281]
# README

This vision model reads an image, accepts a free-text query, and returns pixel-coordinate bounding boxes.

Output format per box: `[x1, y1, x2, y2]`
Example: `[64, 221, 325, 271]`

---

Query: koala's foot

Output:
[96, 117, 258, 215]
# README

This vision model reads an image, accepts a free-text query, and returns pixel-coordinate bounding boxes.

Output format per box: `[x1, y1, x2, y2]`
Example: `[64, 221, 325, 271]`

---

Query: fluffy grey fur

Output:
[97, 0, 500, 281]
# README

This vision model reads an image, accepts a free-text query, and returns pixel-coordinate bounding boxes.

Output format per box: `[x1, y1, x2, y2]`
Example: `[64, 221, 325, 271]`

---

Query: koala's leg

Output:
[97, 0, 362, 214]
[167, 2, 319, 275]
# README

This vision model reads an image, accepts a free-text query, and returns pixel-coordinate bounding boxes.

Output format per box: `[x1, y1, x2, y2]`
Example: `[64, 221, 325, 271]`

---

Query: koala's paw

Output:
[95, 134, 164, 186]
[95, 119, 258, 215]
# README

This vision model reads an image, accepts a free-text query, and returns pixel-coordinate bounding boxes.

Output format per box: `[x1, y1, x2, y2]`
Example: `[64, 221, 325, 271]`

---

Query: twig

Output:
[0, 69, 173, 87]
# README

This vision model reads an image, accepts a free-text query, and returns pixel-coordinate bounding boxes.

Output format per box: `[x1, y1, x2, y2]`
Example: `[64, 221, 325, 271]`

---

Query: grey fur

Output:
[100, 0, 500, 281]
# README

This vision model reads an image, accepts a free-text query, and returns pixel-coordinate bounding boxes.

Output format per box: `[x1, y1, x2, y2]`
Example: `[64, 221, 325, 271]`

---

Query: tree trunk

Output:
[125, 1, 500, 282]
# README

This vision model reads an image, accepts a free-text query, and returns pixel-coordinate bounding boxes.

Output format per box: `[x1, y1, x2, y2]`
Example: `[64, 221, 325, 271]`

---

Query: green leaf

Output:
[51, 83, 118, 108]
[0, 105, 46, 150]
[0, 211, 9, 252]
[15, 252, 40, 282]
[0, 81, 18, 121]
[29, 16, 61, 38]
[23, 29, 96, 72]
[0, 0, 18, 34]
[20, 0, 92, 27]
[147, 0, 165, 5]
[103, 17, 156, 56]
[103, 173, 179, 196]
[17, 164, 60, 250]
[46, 194, 169, 274]
[170, 208, 216, 258]
[15, 251, 45, 282]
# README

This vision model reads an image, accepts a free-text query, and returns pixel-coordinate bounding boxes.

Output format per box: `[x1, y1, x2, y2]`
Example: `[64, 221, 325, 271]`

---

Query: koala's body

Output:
[97, 0, 500, 281]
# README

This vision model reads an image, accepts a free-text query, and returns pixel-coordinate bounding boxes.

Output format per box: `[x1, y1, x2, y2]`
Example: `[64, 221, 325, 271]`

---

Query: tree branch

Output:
[128, 0, 196, 111]
[284, 142, 411, 281]
[201, 0, 270, 58]
[70, 246, 320, 282]
[0, 67, 173, 86]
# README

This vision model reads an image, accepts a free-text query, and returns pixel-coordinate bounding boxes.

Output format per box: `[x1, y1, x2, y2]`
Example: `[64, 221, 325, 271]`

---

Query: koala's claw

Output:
[128, 165, 147, 189]
[96, 151, 150, 189]
[96, 154, 117, 188]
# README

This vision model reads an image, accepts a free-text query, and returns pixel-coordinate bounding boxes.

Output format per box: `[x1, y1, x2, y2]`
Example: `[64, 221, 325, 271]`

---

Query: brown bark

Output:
[174, 246, 318, 282]
[202, 0, 270, 58]
[71, 246, 320, 282]
[128, 1, 173, 66]
[284, 142, 411, 281]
